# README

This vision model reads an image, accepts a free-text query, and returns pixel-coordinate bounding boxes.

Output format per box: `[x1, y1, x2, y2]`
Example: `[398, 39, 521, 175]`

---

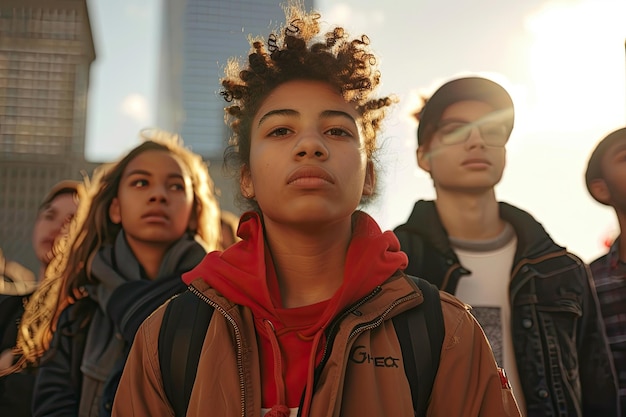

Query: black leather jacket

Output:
[394, 200, 619, 417]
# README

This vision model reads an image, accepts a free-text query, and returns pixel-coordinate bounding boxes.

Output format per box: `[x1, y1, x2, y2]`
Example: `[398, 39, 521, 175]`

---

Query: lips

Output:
[142, 210, 169, 221]
[286, 166, 335, 185]
[462, 158, 491, 166]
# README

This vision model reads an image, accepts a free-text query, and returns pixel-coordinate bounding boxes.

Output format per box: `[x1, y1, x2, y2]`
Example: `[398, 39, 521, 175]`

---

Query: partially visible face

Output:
[418, 100, 506, 193]
[108, 150, 195, 251]
[241, 80, 374, 229]
[32, 192, 78, 266]
[597, 140, 626, 211]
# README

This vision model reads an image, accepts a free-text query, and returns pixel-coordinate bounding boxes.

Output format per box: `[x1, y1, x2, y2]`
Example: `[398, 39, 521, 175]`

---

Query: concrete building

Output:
[156, 0, 313, 214]
[0, 0, 97, 273]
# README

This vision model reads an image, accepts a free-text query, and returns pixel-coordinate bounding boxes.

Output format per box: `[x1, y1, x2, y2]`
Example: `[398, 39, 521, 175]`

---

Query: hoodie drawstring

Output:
[298, 329, 325, 417]
[264, 320, 290, 417]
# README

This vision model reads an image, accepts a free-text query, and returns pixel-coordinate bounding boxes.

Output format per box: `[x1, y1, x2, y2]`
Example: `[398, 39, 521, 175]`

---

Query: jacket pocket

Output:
[536, 296, 582, 378]
[536, 298, 582, 316]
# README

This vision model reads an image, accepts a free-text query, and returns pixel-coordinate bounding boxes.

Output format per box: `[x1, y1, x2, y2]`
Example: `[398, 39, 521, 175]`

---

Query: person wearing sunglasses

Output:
[394, 76, 618, 417]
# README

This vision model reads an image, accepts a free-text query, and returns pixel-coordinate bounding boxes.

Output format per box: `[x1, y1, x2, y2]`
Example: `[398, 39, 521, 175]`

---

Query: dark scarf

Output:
[81, 231, 206, 382]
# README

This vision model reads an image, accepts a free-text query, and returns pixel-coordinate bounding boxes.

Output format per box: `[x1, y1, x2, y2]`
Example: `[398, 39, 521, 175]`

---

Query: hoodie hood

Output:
[183, 210, 408, 412]
[183, 210, 408, 334]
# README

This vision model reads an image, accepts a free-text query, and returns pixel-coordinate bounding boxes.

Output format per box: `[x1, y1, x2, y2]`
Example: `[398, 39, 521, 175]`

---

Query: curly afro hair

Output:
[221, 2, 393, 211]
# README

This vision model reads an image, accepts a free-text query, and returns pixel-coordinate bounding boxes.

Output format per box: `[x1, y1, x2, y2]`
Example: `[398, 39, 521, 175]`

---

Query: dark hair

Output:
[221, 4, 392, 211]
[585, 127, 626, 205]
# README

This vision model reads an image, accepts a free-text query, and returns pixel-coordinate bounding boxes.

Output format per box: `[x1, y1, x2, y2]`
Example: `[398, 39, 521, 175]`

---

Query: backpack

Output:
[158, 276, 444, 417]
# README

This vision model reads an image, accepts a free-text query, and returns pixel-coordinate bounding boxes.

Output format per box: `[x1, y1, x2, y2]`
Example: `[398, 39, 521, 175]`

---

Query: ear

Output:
[362, 161, 376, 196]
[109, 197, 121, 224]
[589, 179, 611, 205]
[416, 146, 431, 173]
[240, 165, 255, 199]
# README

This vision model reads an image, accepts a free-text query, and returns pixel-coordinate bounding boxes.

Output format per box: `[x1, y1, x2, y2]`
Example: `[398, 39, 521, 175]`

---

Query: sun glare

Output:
[523, 0, 626, 144]
[120, 93, 151, 124]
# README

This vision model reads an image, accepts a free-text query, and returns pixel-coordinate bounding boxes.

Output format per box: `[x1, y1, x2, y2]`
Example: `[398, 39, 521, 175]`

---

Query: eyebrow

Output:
[320, 110, 357, 124]
[124, 169, 185, 180]
[257, 109, 298, 127]
[257, 109, 357, 127]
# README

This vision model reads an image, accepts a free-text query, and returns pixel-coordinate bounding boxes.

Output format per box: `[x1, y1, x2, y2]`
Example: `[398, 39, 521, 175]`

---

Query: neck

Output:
[434, 189, 505, 240]
[263, 217, 353, 308]
[128, 243, 168, 280]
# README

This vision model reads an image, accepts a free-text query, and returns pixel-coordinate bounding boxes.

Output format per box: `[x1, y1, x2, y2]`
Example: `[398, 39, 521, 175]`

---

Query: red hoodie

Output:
[182, 211, 407, 413]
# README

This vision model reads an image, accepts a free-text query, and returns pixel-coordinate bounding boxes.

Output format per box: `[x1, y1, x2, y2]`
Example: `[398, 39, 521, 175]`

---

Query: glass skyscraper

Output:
[0, 0, 96, 272]
[156, 0, 313, 212]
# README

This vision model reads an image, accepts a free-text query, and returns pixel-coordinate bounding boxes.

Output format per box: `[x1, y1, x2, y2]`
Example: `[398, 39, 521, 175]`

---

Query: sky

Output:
[84, 0, 626, 262]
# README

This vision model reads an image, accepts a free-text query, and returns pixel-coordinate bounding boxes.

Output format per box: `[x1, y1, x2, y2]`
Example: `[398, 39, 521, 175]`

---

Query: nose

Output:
[464, 125, 486, 149]
[149, 184, 168, 203]
[293, 131, 329, 160]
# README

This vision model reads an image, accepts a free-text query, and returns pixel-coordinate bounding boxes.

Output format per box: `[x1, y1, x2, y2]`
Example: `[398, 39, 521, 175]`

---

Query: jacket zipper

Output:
[347, 293, 418, 340]
[319, 286, 383, 363]
[188, 284, 247, 417]
[297, 286, 418, 416]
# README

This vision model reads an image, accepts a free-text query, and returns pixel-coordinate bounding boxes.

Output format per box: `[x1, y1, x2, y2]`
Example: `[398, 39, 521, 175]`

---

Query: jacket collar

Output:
[190, 271, 422, 327]
[396, 200, 563, 262]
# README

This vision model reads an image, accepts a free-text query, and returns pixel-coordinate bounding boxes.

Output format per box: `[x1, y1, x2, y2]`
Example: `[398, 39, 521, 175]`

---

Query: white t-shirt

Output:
[450, 223, 526, 415]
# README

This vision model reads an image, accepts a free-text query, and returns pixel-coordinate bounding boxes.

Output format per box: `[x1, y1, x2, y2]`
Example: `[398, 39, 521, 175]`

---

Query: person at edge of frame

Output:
[393, 75, 619, 417]
[585, 126, 626, 414]
[0, 180, 80, 417]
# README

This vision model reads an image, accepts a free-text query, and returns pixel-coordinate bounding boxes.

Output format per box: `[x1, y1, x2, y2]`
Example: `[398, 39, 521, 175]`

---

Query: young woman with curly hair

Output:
[112, 4, 521, 417]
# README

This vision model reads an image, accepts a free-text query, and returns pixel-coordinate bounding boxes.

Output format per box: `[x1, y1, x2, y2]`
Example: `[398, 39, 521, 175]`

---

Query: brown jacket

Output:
[112, 274, 520, 417]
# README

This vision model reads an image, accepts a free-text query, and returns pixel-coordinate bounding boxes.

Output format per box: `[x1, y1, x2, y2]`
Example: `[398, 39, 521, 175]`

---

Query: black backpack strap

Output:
[393, 276, 445, 417]
[158, 290, 214, 417]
